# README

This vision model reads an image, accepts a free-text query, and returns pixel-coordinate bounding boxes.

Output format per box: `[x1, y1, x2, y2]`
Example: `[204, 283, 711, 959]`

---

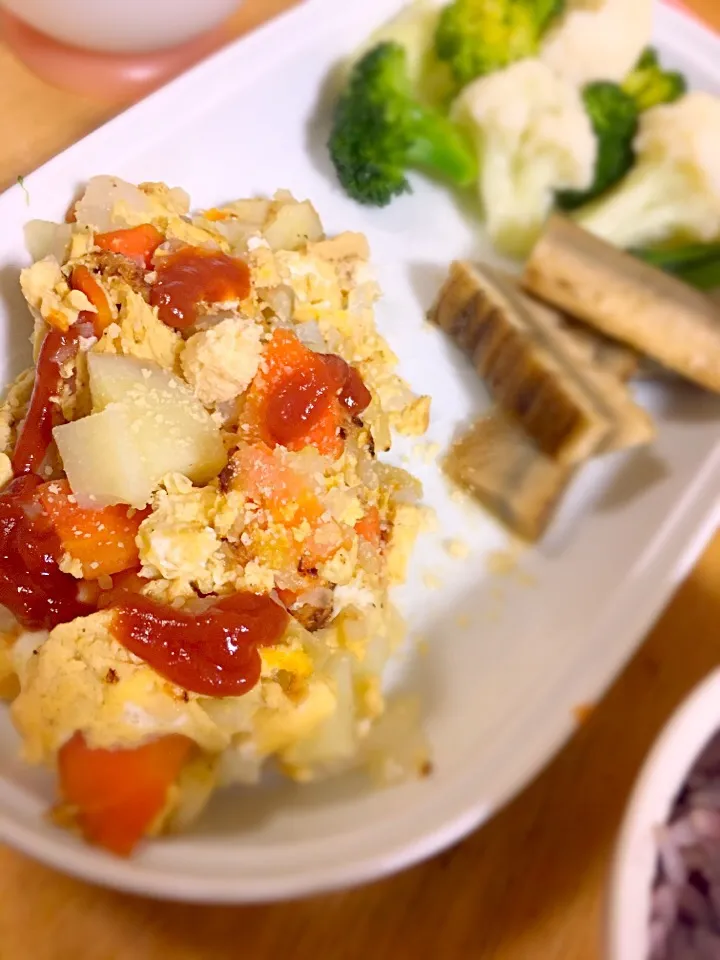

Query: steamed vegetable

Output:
[558, 49, 686, 211]
[348, 0, 455, 108]
[328, 42, 478, 207]
[621, 47, 686, 113]
[556, 83, 638, 211]
[36, 480, 146, 579]
[58, 732, 192, 856]
[453, 58, 596, 256]
[69, 265, 113, 333]
[53, 354, 226, 508]
[435, 0, 564, 88]
[94, 224, 164, 268]
[575, 92, 720, 250]
[540, 0, 652, 87]
[633, 242, 720, 292]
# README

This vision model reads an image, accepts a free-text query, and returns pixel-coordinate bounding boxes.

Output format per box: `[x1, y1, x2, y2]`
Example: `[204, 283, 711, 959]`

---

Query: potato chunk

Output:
[263, 200, 324, 251]
[54, 354, 226, 507]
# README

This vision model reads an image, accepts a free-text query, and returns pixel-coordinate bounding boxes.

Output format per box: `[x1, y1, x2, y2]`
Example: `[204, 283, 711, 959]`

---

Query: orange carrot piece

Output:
[57, 732, 192, 857]
[94, 224, 165, 268]
[242, 329, 344, 459]
[230, 442, 324, 526]
[202, 208, 231, 222]
[70, 265, 113, 335]
[355, 506, 382, 550]
[37, 480, 148, 579]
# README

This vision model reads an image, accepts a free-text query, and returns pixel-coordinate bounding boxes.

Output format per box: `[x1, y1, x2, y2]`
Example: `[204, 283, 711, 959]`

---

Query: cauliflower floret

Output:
[181, 317, 263, 405]
[453, 58, 597, 257]
[575, 92, 720, 249]
[540, 0, 652, 87]
[11, 610, 229, 764]
[20, 256, 96, 332]
[93, 288, 181, 371]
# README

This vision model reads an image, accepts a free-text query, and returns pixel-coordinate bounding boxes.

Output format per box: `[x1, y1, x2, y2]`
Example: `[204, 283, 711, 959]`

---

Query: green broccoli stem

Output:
[621, 48, 687, 112]
[634, 242, 720, 270]
[534, 0, 565, 29]
[404, 106, 478, 187]
[633, 243, 720, 291]
[674, 259, 720, 291]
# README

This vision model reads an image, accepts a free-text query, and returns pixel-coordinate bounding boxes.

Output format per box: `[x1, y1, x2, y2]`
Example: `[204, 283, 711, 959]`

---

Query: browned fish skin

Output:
[443, 412, 574, 542]
[561, 318, 638, 381]
[493, 269, 639, 382]
[431, 261, 610, 464]
[431, 261, 655, 463]
[522, 215, 720, 393]
[520, 292, 655, 455]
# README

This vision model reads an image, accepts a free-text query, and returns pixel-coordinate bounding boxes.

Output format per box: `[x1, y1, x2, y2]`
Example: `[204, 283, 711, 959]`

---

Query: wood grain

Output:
[0, 2, 718, 958]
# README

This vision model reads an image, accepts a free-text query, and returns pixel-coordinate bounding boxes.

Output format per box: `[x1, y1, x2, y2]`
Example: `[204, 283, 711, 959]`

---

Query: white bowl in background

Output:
[0, 0, 242, 54]
[606, 669, 720, 960]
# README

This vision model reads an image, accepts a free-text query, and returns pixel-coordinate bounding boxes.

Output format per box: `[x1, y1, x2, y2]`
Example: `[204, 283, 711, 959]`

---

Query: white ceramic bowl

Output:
[0, 0, 242, 53]
[606, 668, 720, 960]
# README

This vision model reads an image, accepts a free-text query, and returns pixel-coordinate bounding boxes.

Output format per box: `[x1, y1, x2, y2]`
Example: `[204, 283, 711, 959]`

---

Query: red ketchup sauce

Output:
[265, 353, 372, 447]
[109, 592, 289, 697]
[150, 247, 251, 330]
[324, 355, 373, 415]
[11, 318, 95, 477]
[0, 476, 95, 629]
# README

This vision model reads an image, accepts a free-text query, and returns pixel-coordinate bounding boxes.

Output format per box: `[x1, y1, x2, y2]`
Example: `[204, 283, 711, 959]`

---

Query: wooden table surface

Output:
[0, 2, 719, 957]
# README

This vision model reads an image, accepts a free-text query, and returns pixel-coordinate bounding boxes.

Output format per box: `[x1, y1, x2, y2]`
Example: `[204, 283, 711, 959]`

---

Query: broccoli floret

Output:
[328, 42, 478, 207]
[348, 0, 456, 109]
[575, 92, 720, 251]
[435, 0, 565, 88]
[557, 83, 638, 211]
[622, 47, 687, 113]
[557, 51, 686, 212]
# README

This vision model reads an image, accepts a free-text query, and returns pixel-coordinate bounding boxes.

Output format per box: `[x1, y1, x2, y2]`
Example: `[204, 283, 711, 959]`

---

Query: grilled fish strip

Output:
[522, 215, 720, 394]
[443, 412, 574, 542]
[431, 261, 654, 463]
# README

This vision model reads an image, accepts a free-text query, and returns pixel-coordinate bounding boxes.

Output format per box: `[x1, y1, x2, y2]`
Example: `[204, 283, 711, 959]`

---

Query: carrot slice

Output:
[57, 732, 192, 857]
[202, 208, 231, 222]
[231, 442, 323, 527]
[242, 329, 345, 460]
[355, 506, 382, 550]
[94, 224, 165, 269]
[36, 480, 148, 579]
[69, 265, 113, 335]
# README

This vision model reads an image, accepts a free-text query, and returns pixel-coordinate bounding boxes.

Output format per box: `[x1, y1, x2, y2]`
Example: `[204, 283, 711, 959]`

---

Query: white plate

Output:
[0, 0, 718, 904]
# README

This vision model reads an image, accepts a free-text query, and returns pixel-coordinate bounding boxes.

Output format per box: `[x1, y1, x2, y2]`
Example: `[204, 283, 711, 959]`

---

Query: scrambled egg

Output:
[20, 257, 96, 332]
[137, 474, 235, 594]
[181, 317, 263, 405]
[3, 175, 433, 844]
[11, 610, 229, 763]
[94, 289, 181, 372]
[0, 367, 34, 456]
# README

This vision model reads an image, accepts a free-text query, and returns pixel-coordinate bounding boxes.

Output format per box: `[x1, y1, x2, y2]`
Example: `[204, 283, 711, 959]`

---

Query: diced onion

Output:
[74, 175, 152, 232]
[24, 220, 72, 264]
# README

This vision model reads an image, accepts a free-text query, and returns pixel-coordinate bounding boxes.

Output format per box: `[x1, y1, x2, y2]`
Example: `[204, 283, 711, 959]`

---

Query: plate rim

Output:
[0, 0, 718, 903]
